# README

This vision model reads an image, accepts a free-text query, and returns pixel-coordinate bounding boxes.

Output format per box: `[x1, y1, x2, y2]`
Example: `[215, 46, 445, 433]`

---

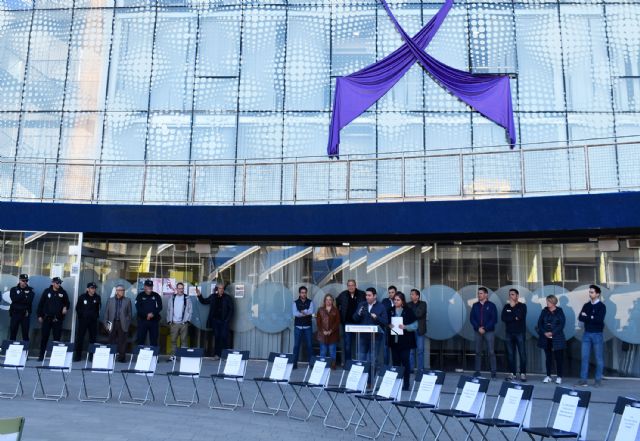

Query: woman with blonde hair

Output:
[537, 294, 566, 384]
[316, 293, 340, 369]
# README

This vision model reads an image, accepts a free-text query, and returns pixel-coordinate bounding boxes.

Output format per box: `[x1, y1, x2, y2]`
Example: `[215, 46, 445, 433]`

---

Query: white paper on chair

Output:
[377, 371, 398, 398]
[615, 406, 640, 441]
[135, 348, 154, 372]
[270, 356, 288, 380]
[0, 433, 20, 441]
[497, 388, 524, 422]
[4, 344, 24, 367]
[179, 357, 200, 374]
[307, 361, 327, 385]
[415, 374, 437, 404]
[345, 364, 365, 390]
[553, 395, 580, 432]
[391, 317, 404, 336]
[92, 346, 112, 370]
[224, 353, 243, 376]
[49, 345, 68, 368]
[455, 382, 480, 412]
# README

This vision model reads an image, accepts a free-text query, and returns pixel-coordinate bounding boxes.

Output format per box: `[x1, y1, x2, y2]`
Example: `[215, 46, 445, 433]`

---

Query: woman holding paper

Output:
[316, 294, 340, 369]
[536, 295, 566, 384]
[387, 292, 417, 390]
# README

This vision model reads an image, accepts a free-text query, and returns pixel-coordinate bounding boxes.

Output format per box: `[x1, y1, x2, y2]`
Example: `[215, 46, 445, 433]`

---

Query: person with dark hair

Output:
[501, 288, 527, 382]
[135, 279, 162, 347]
[316, 293, 340, 369]
[166, 282, 193, 362]
[407, 288, 427, 371]
[388, 292, 417, 390]
[74, 282, 102, 361]
[353, 287, 389, 382]
[104, 284, 132, 362]
[470, 286, 498, 379]
[537, 294, 566, 384]
[196, 282, 234, 360]
[291, 285, 314, 369]
[336, 279, 365, 366]
[9, 274, 34, 341]
[37, 277, 70, 361]
[576, 284, 606, 387]
[381, 285, 397, 366]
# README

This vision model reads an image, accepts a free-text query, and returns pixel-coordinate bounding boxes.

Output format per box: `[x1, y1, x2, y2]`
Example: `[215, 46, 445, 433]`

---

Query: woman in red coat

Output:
[316, 294, 341, 369]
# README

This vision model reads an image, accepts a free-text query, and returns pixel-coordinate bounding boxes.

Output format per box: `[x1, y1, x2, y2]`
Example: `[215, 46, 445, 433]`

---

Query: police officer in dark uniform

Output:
[36, 277, 70, 360]
[74, 282, 102, 361]
[9, 274, 35, 341]
[135, 280, 162, 346]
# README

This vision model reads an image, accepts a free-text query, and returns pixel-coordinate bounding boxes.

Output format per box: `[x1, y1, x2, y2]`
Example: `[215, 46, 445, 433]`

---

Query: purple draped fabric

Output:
[327, 0, 516, 157]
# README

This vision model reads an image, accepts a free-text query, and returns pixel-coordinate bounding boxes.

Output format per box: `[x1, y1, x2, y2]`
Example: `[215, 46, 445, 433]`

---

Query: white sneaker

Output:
[555, 377, 562, 384]
[542, 376, 552, 383]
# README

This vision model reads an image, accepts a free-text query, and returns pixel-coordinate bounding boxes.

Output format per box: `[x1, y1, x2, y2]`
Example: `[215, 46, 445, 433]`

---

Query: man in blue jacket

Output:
[470, 286, 497, 379]
[353, 287, 389, 382]
[576, 284, 606, 387]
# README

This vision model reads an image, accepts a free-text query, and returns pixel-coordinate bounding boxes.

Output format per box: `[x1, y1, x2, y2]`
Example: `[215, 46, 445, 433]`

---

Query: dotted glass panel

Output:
[146, 112, 191, 161]
[237, 112, 283, 159]
[16, 111, 61, 158]
[59, 111, 103, 160]
[607, 5, 640, 112]
[101, 111, 146, 161]
[191, 113, 236, 161]
[0, 10, 31, 111]
[468, 1, 516, 74]
[0, 112, 19, 157]
[197, 10, 241, 77]
[331, 4, 377, 77]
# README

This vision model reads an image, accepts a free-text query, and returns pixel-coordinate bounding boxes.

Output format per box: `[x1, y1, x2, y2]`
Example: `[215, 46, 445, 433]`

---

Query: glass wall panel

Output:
[0, 10, 31, 111]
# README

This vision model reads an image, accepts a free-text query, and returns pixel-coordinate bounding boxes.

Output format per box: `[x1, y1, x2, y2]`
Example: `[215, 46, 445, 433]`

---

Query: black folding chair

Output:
[287, 355, 333, 421]
[164, 347, 204, 407]
[604, 396, 640, 441]
[209, 349, 250, 411]
[323, 360, 370, 431]
[468, 381, 534, 441]
[251, 352, 294, 415]
[78, 343, 117, 403]
[391, 369, 446, 441]
[523, 387, 591, 441]
[430, 375, 490, 441]
[118, 345, 159, 405]
[0, 340, 29, 399]
[354, 365, 404, 439]
[33, 341, 74, 401]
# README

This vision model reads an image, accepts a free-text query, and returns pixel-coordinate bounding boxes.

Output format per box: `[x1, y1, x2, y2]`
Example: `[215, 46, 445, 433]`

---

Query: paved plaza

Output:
[1, 357, 637, 441]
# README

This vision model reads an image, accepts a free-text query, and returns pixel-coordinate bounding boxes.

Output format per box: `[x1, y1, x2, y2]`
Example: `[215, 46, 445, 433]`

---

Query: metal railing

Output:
[1, 140, 640, 205]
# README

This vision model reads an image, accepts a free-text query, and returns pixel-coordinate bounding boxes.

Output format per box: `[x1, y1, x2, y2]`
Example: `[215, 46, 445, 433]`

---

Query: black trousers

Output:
[137, 319, 159, 346]
[212, 320, 230, 356]
[74, 318, 98, 360]
[9, 314, 30, 341]
[391, 346, 412, 389]
[109, 321, 128, 360]
[39, 318, 63, 358]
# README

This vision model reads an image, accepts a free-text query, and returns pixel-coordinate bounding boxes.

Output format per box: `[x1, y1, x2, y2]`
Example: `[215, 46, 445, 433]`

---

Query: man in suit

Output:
[353, 287, 389, 382]
[104, 285, 132, 362]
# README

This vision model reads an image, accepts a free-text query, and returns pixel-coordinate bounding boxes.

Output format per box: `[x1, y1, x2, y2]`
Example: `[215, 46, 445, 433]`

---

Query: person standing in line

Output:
[135, 280, 162, 347]
[166, 282, 193, 362]
[381, 286, 397, 366]
[196, 282, 234, 360]
[316, 293, 340, 369]
[291, 286, 314, 369]
[104, 285, 132, 362]
[353, 287, 389, 382]
[9, 274, 34, 341]
[576, 284, 606, 387]
[407, 288, 427, 372]
[388, 292, 417, 390]
[36, 277, 70, 361]
[74, 282, 102, 361]
[537, 294, 566, 384]
[501, 288, 527, 382]
[336, 279, 365, 366]
[470, 286, 498, 379]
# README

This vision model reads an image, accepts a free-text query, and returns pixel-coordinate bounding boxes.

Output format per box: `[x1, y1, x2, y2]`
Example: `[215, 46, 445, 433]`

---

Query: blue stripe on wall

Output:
[2, 192, 639, 240]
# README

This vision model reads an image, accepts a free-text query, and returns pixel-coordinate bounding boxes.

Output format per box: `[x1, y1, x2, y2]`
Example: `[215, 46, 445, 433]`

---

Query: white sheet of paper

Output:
[307, 361, 327, 385]
[346, 364, 365, 390]
[0, 433, 20, 441]
[223, 353, 243, 376]
[391, 316, 404, 336]
[4, 344, 24, 366]
[92, 347, 112, 370]
[377, 371, 398, 398]
[49, 345, 68, 368]
[615, 406, 640, 441]
[415, 374, 437, 404]
[497, 388, 524, 422]
[270, 356, 288, 380]
[135, 349, 154, 372]
[553, 395, 580, 432]
[456, 382, 480, 412]
[179, 357, 201, 374]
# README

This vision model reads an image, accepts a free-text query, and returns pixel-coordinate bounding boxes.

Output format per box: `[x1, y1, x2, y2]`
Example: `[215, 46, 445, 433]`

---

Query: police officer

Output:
[74, 282, 102, 361]
[135, 280, 162, 346]
[9, 274, 35, 341]
[37, 277, 70, 360]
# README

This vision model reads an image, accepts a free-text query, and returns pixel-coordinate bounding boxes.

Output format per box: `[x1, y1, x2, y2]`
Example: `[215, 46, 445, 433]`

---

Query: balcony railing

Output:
[1, 140, 640, 205]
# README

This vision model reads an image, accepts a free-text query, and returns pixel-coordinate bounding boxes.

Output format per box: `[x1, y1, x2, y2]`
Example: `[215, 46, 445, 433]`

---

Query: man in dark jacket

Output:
[291, 286, 314, 369]
[9, 274, 34, 341]
[196, 282, 234, 360]
[74, 282, 102, 361]
[501, 288, 527, 381]
[37, 277, 70, 360]
[407, 288, 427, 371]
[336, 279, 365, 366]
[576, 284, 607, 387]
[353, 287, 389, 381]
[135, 280, 162, 346]
[470, 286, 497, 379]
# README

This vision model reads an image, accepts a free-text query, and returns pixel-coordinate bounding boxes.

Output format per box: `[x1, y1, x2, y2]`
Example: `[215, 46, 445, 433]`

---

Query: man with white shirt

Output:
[292, 286, 314, 369]
[166, 282, 193, 362]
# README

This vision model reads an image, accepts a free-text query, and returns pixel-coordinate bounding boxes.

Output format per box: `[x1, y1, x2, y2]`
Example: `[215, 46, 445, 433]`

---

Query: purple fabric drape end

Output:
[327, 0, 516, 158]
